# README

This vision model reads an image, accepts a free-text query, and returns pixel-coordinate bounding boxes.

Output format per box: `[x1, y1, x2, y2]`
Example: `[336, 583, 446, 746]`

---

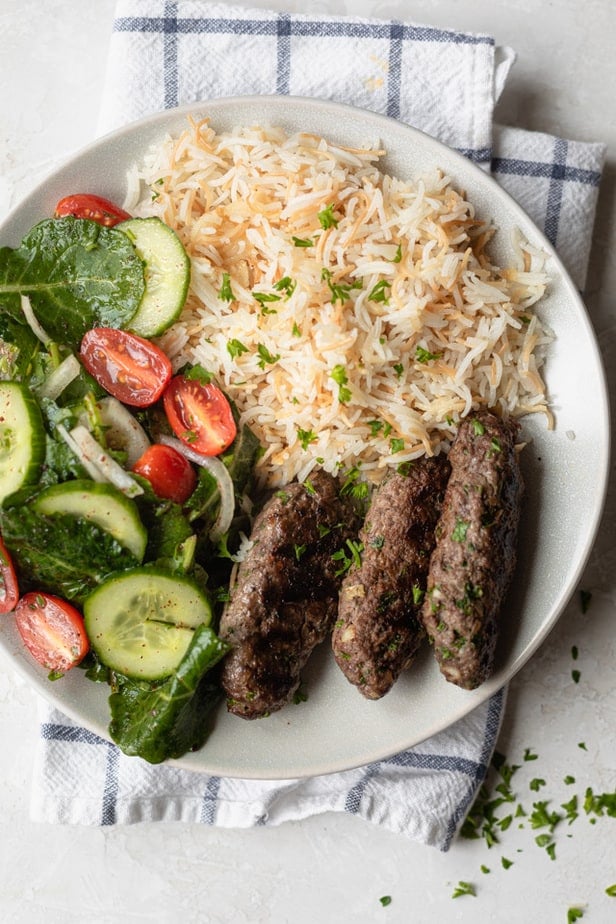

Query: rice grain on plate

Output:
[126, 117, 552, 489]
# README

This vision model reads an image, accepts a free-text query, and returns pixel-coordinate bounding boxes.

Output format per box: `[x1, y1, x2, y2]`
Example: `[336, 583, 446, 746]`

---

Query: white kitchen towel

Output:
[31, 1, 605, 850]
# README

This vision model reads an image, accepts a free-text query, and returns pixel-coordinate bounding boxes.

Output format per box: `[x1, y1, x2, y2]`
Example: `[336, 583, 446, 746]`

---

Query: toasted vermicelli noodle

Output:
[125, 117, 553, 489]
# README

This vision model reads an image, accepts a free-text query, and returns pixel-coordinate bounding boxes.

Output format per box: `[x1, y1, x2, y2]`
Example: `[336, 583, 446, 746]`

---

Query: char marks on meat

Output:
[219, 471, 361, 719]
[332, 456, 451, 699]
[420, 410, 523, 690]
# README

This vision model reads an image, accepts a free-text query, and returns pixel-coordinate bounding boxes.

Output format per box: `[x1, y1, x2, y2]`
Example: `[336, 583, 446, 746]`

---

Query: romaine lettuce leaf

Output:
[0, 504, 139, 601]
[108, 624, 230, 763]
[0, 217, 145, 347]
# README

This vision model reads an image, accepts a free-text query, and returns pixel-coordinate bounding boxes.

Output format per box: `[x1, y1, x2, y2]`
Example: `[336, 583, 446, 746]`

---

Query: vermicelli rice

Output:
[125, 117, 553, 489]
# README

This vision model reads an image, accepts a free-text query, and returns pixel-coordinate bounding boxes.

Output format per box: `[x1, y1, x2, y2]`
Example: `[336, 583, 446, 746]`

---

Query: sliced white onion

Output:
[20, 294, 51, 345]
[159, 434, 235, 541]
[96, 397, 151, 467]
[57, 423, 106, 483]
[66, 425, 143, 498]
[38, 353, 81, 401]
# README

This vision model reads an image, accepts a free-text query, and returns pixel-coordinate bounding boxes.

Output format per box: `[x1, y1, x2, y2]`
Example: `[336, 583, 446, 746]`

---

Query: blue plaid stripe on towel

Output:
[34, 691, 505, 848]
[31, 1, 605, 848]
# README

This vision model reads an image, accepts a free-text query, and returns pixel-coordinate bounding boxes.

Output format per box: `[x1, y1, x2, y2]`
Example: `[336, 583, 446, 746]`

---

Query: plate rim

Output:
[0, 94, 610, 779]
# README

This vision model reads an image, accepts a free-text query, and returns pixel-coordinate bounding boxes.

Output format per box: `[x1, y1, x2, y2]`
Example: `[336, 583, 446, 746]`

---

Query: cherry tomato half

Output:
[0, 537, 19, 614]
[14, 592, 89, 673]
[80, 328, 172, 407]
[163, 375, 237, 456]
[132, 443, 197, 504]
[54, 194, 131, 227]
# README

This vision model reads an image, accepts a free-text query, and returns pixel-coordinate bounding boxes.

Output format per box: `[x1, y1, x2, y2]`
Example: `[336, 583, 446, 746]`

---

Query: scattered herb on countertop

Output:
[456, 743, 615, 911]
[567, 908, 584, 923]
[451, 881, 476, 898]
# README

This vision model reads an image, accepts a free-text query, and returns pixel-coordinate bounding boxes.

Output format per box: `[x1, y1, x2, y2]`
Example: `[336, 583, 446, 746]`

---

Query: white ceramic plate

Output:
[0, 97, 609, 779]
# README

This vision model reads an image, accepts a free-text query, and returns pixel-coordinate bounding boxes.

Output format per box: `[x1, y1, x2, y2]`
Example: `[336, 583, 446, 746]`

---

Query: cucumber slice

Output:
[119, 217, 190, 337]
[0, 381, 46, 504]
[84, 568, 212, 680]
[32, 479, 147, 561]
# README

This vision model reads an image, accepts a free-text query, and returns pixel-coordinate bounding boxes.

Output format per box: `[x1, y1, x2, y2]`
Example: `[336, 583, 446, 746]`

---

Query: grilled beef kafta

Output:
[332, 456, 451, 699]
[420, 410, 523, 690]
[219, 471, 361, 719]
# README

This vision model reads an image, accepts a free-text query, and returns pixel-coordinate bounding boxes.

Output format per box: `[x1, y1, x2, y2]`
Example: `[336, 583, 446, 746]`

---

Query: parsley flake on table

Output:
[567, 908, 584, 923]
[451, 881, 476, 898]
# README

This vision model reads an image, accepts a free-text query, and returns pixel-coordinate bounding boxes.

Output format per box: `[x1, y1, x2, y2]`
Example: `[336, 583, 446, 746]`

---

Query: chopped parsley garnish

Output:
[368, 279, 391, 304]
[253, 291, 281, 313]
[416, 345, 441, 364]
[256, 343, 280, 369]
[606, 884, 616, 897]
[471, 418, 486, 436]
[339, 466, 369, 502]
[218, 271, 234, 301]
[392, 243, 402, 263]
[321, 267, 362, 304]
[273, 276, 296, 298]
[523, 748, 539, 762]
[378, 896, 392, 907]
[292, 236, 313, 247]
[296, 427, 318, 450]
[317, 202, 339, 229]
[368, 419, 383, 436]
[451, 517, 470, 543]
[292, 683, 308, 704]
[389, 437, 404, 454]
[332, 539, 364, 576]
[291, 321, 302, 337]
[331, 363, 352, 403]
[393, 362, 404, 378]
[227, 338, 248, 359]
[412, 585, 424, 605]
[371, 535, 385, 550]
[184, 363, 214, 384]
[294, 543, 307, 561]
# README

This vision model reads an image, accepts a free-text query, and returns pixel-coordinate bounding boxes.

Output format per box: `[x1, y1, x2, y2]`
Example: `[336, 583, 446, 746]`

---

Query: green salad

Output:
[0, 194, 261, 763]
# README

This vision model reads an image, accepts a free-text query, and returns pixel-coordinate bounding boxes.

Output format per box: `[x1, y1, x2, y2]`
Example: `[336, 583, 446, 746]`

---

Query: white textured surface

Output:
[0, 1, 615, 922]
